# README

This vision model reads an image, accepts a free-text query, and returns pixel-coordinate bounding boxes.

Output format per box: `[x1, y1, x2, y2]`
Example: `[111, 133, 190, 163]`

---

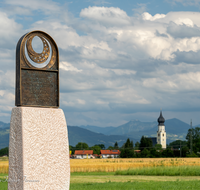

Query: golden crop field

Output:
[70, 158, 200, 172]
[0, 160, 9, 174]
[1, 157, 200, 174]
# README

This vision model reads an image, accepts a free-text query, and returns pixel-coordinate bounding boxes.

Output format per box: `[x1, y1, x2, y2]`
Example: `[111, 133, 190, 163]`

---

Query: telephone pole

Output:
[190, 119, 192, 155]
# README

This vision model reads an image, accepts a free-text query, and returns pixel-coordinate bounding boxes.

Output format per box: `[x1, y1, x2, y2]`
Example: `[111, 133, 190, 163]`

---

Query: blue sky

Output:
[1, 0, 200, 127]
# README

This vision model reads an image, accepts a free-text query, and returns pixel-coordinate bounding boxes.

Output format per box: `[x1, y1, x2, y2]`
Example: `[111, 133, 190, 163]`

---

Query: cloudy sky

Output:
[1, 0, 200, 127]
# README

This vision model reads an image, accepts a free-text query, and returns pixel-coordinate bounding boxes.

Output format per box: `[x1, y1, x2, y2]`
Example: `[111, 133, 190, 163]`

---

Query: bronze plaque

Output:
[16, 31, 59, 107]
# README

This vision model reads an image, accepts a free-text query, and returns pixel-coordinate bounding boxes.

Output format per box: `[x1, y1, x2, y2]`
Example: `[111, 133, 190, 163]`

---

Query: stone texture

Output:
[8, 107, 70, 190]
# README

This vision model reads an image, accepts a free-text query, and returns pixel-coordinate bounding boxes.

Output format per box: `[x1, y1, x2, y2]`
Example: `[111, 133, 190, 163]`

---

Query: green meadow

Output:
[1, 167, 200, 190]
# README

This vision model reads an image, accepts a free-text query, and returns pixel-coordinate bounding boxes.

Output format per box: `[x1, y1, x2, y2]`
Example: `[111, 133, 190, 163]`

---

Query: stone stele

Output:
[8, 107, 70, 190]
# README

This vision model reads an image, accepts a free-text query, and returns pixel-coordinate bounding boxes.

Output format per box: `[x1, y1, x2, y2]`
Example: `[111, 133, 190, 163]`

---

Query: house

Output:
[100, 150, 120, 158]
[74, 150, 93, 159]
[134, 150, 141, 153]
[93, 154, 99, 158]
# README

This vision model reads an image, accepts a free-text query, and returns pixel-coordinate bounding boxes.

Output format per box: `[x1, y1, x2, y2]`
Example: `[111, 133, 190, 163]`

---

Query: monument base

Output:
[8, 107, 70, 190]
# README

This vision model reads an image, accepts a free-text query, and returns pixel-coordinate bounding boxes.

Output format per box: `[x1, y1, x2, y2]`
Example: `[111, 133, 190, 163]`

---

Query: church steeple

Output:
[157, 110, 165, 125]
[157, 110, 166, 149]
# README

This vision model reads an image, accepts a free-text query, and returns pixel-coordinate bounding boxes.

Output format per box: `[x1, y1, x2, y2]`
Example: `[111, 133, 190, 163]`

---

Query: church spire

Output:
[157, 110, 165, 125]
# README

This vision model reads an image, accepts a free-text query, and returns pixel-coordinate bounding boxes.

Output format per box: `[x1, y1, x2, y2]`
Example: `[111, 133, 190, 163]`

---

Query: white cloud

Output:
[142, 12, 166, 21]
[60, 62, 82, 72]
[174, 18, 194, 27]
[77, 99, 86, 105]
[80, 6, 131, 26]
[143, 71, 200, 93]
[6, 0, 60, 14]
[0, 11, 22, 47]
[170, 0, 200, 6]
[1, 1, 200, 126]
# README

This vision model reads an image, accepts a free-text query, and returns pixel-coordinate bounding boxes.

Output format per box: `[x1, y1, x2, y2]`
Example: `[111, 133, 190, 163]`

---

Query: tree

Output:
[120, 149, 135, 158]
[75, 142, 89, 150]
[130, 140, 133, 149]
[181, 146, 189, 157]
[0, 147, 8, 156]
[69, 145, 75, 154]
[124, 138, 133, 149]
[150, 148, 161, 158]
[169, 140, 187, 149]
[139, 136, 153, 151]
[114, 142, 119, 149]
[90, 145, 101, 154]
[120, 138, 135, 158]
[140, 148, 150, 158]
[186, 127, 200, 154]
[95, 144, 105, 149]
[162, 147, 174, 157]
[135, 142, 140, 150]
[125, 138, 131, 148]
[108, 146, 114, 150]
[154, 144, 162, 151]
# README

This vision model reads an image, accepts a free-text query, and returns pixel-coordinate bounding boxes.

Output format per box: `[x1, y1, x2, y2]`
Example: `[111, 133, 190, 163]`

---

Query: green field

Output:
[115, 165, 200, 176]
[1, 172, 200, 190]
[70, 181, 200, 190]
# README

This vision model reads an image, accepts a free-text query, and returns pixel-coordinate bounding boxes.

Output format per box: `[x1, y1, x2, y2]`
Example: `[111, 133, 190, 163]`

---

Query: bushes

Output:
[0, 148, 8, 157]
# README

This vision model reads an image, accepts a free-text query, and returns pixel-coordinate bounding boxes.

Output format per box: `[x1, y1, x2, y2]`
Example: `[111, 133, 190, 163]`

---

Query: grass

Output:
[69, 181, 200, 190]
[0, 174, 8, 190]
[1, 171, 200, 190]
[115, 165, 200, 176]
[1, 180, 200, 190]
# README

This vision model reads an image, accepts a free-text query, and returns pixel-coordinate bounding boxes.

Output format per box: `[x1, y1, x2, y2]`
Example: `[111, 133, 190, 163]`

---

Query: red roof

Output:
[100, 150, 120, 155]
[74, 150, 93, 155]
[93, 154, 99, 157]
[134, 150, 141, 153]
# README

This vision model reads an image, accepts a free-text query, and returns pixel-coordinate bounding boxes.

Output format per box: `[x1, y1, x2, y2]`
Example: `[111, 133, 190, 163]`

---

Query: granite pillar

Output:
[8, 107, 70, 190]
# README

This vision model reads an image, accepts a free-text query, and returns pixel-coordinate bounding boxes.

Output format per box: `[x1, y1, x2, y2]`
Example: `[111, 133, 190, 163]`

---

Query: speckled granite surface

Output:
[8, 107, 70, 190]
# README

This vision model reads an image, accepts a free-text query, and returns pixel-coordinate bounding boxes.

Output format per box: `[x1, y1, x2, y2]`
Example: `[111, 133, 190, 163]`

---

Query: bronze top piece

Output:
[16, 30, 59, 107]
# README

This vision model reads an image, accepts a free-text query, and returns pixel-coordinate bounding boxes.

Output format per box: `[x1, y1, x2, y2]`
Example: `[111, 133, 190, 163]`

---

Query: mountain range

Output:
[79, 118, 194, 143]
[0, 118, 197, 149]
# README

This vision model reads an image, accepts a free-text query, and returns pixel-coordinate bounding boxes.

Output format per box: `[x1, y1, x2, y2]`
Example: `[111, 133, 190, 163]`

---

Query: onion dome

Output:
[157, 111, 165, 125]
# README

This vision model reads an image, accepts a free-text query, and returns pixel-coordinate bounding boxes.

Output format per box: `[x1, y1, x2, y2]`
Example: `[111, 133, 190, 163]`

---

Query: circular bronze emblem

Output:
[22, 31, 57, 69]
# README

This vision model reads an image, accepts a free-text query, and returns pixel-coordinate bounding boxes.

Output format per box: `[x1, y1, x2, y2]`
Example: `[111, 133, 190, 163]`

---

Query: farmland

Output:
[1, 157, 200, 189]
[70, 157, 200, 172]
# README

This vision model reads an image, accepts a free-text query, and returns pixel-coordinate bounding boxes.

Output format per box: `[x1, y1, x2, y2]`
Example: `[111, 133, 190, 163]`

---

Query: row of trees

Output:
[120, 126, 200, 158]
[69, 126, 200, 158]
[0, 147, 8, 156]
[70, 143, 105, 155]
[1, 127, 199, 158]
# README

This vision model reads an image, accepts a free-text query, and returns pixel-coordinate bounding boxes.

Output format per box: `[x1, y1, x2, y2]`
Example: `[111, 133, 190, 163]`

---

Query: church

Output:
[157, 111, 166, 149]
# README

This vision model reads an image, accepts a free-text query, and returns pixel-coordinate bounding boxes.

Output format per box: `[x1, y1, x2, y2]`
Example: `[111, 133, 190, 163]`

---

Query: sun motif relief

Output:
[26, 35, 50, 64]
[21, 31, 57, 70]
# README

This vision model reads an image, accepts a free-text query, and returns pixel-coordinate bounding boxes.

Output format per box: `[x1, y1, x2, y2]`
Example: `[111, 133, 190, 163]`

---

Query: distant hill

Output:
[0, 123, 136, 149]
[0, 118, 193, 149]
[68, 126, 136, 147]
[79, 118, 192, 144]
[79, 125, 115, 134]
[0, 125, 10, 149]
[0, 121, 10, 129]
[107, 120, 157, 135]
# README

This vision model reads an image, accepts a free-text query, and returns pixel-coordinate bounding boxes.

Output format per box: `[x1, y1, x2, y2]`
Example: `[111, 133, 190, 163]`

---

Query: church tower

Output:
[157, 111, 166, 149]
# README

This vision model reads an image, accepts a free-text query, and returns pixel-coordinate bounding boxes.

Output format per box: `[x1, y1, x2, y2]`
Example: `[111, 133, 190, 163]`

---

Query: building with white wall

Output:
[157, 111, 166, 149]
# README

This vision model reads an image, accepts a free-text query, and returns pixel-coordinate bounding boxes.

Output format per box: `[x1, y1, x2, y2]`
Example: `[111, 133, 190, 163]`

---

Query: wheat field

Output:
[0, 158, 9, 174]
[1, 157, 200, 174]
[70, 158, 200, 172]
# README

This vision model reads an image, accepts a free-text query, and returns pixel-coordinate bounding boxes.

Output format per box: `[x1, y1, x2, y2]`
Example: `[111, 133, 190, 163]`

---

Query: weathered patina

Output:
[15, 31, 59, 107]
